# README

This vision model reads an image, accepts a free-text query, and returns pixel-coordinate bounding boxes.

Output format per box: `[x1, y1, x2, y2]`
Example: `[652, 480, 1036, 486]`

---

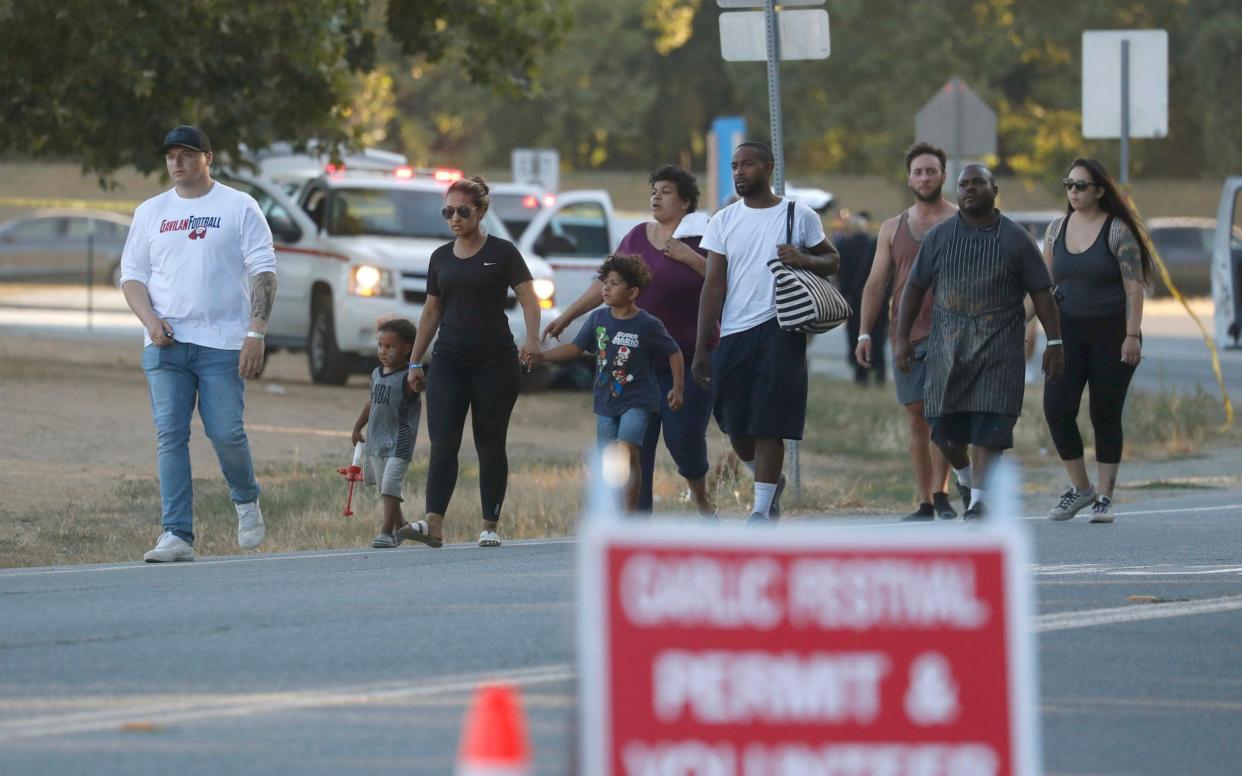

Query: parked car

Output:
[0, 209, 131, 285]
[1146, 217, 1225, 297]
[784, 182, 836, 214]
[218, 171, 560, 386]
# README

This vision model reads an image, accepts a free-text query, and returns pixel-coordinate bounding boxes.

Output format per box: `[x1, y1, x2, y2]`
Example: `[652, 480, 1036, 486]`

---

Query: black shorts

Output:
[928, 412, 1017, 450]
[712, 317, 808, 440]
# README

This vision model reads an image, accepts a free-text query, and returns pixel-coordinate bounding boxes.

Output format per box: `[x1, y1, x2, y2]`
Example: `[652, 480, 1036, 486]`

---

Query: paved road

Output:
[3, 487, 1241, 775]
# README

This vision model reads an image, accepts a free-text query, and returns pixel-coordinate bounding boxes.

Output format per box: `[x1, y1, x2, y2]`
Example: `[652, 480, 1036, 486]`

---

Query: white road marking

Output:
[0, 538, 578, 578]
[1036, 595, 1242, 632]
[0, 663, 574, 741]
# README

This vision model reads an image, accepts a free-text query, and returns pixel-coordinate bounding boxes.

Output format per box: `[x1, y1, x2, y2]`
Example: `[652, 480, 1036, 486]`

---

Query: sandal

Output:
[478, 530, 501, 548]
[395, 520, 443, 548]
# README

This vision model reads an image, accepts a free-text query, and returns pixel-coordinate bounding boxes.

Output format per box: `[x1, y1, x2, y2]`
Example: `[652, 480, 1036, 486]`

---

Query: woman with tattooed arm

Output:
[1040, 158, 1154, 524]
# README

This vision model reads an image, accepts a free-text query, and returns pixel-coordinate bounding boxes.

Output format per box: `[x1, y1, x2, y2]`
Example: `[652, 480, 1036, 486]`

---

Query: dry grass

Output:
[3, 371, 1233, 568]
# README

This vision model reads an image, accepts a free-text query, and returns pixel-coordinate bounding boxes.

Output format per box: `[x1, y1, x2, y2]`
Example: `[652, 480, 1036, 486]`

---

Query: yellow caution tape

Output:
[0, 196, 138, 213]
[1127, 194, 1234, 432]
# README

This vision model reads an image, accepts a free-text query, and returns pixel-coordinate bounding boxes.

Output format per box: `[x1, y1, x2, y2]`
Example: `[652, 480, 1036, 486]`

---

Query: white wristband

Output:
[1046, 338, 1062, 346]
[245, 331, 265, 341]
[857, 334, 871, 342]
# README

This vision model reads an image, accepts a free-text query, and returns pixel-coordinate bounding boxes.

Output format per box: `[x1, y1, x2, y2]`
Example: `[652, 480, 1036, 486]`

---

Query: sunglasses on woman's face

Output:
[1062, 178, 1096, 192]
[441, 205, 476, 220]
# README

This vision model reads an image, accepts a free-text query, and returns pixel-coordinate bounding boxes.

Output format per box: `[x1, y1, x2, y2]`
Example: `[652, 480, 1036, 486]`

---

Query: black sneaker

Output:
[902, 502, 935, 522]
[932, 492, 958, 519]
[747, 512, 773, 525]
[770, 473, 787, 520]
[955, 480, 972, 512]
[963, 501, 986, 521]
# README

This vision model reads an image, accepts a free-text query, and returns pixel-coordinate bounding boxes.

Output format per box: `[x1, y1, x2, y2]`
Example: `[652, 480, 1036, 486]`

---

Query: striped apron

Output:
[924, 217, 1027, 418]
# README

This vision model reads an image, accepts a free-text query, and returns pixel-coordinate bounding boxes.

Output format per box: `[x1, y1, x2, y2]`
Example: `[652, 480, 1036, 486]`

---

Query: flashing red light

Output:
[433, 168, 463, 183]
[522, 195, 538, 209]
[394, 166, 414, 179]
[543, 194, 556, 208]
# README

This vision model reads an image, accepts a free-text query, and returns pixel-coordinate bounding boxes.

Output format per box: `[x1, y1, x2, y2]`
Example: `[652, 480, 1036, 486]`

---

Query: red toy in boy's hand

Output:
[336, 442, 365, 516]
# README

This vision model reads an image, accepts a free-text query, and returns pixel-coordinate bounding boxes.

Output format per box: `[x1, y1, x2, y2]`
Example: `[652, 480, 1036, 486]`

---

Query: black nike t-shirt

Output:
[427, 234, 532, 358]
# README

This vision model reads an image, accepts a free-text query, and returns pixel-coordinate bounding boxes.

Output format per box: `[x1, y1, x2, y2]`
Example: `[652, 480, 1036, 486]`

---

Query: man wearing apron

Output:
[894, 164, 1064, 519]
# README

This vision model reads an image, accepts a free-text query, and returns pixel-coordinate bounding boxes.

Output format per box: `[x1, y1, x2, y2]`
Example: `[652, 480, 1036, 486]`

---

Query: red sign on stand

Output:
[577, 522, 1037, 776]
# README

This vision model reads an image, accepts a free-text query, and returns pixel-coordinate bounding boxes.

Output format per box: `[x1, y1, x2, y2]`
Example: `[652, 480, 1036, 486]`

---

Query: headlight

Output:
[349, 265, 394, 297]
[532, 278, 555, 309]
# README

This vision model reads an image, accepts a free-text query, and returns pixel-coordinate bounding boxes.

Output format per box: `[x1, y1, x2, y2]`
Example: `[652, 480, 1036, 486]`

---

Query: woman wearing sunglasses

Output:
[400, 176, 543, 548]
[542, 165, 719, 517]
[1041, 158, 1153, 524]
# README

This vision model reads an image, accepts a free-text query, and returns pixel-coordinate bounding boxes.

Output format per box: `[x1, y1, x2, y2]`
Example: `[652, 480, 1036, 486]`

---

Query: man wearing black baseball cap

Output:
[157, 124, 212, 155]
[119, 124, 279, 562]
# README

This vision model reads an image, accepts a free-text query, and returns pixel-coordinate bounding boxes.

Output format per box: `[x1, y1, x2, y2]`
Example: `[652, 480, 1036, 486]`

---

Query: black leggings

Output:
[425, 349, 521, 521]
[1043, 312, 1137, 464]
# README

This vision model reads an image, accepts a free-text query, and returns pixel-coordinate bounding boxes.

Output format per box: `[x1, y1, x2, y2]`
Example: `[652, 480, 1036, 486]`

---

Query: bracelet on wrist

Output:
[1046, 339, 1063, 346]
[408, 362, 423, 369]
[857, 334, 872, 342]
[245, 330, 265, 340]
[1125, 334, 1140, 339]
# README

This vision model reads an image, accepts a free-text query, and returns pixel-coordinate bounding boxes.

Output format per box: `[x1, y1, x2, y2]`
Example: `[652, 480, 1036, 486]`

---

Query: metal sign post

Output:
[764, 0, 785, 197]
[1120, 39, 1130, 184]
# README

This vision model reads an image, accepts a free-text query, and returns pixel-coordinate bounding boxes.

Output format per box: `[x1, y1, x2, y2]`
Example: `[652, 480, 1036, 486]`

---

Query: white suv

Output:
[221, 171, 559, 385]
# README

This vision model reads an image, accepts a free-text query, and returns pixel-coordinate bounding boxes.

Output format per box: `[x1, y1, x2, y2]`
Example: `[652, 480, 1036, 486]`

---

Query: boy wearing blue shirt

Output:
[533, 254, 683, 510]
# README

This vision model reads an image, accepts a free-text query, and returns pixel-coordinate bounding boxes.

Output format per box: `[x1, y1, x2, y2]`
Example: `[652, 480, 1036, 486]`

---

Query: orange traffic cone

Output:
[455, 683, 532, 776]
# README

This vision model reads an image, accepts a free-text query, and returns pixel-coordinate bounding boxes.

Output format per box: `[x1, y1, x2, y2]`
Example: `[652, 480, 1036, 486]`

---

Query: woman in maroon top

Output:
[543, 166, 718, 515]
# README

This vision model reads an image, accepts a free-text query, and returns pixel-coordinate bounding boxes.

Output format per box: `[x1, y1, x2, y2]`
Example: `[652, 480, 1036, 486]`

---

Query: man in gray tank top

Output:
[856, 143, 962, 521]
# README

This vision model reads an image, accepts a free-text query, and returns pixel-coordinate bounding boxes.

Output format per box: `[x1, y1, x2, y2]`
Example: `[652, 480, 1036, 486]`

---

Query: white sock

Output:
[971, 487, 986, 505]
[954, 465, 972, 488]
[754, 482, 777, 516]
[742, 458, 757, 476]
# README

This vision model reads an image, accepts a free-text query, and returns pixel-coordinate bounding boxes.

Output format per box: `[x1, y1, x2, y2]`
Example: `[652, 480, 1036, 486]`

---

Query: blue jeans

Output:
[596, 408, 652, 448]
[142, 343, 260, 544]
[637, 361, 715, 512]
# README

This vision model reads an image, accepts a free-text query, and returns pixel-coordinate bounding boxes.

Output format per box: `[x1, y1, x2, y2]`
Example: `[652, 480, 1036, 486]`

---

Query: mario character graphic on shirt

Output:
[609, 345, 635, 398]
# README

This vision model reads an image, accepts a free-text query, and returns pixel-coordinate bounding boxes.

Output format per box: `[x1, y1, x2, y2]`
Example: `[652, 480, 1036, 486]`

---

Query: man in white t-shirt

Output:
[119, 125, 278, 562]
[693, 142, 839, 523]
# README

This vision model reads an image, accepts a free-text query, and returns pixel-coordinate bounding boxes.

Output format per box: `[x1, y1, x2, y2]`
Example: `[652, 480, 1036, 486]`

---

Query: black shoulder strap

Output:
[785, 200, 795, 245]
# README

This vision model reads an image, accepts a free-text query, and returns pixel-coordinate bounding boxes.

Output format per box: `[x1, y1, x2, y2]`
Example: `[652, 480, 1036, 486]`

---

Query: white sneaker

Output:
[1048, 486, 1096, 521]
[236, 500, 265, 549]
[1089, 496, 1115, 524]
[478, 530, 501, 548]
[143, 531, 194, 563]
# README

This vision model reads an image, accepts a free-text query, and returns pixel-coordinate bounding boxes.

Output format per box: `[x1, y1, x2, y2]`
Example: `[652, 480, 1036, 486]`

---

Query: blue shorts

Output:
[596, 408, 652, 448]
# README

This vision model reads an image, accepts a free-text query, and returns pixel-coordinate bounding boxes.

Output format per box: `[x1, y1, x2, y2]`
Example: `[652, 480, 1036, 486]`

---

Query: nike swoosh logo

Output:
[484, 262, 497, 266]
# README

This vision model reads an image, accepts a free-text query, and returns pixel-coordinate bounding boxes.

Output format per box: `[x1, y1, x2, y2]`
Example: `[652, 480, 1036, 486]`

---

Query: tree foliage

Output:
[0, 0, 570, 178]
[390, 0, 1239, 183]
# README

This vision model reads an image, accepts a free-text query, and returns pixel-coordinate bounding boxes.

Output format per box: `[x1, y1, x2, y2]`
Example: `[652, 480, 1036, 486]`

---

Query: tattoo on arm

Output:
[250, 271, 277, 321]
[1114, 227, 1143, 284]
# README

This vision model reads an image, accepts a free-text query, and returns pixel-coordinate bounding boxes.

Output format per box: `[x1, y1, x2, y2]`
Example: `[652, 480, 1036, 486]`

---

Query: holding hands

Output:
[406, 365, 426, 393]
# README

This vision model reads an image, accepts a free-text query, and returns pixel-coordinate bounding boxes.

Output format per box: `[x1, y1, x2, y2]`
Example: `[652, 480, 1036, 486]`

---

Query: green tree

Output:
[0, 0, 570, 178]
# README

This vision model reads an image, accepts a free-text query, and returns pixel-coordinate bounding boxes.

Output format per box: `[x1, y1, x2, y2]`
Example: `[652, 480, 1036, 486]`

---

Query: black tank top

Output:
[1053, 215, 1125, 318]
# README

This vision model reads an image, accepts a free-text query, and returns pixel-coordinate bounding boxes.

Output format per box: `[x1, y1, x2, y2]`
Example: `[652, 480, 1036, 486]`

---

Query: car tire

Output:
[308, 299, 353, 385]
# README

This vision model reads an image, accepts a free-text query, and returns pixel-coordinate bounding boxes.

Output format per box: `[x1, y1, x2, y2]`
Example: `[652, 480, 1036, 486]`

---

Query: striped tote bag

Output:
[767, 201, 852, 334]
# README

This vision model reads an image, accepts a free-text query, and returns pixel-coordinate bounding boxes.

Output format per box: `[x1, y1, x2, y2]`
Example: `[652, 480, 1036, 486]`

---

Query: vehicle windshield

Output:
[326, 187, 511, 240]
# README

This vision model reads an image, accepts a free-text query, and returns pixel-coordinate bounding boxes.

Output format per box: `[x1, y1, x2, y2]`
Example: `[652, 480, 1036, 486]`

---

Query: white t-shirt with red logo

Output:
[120, 181, 276, 349]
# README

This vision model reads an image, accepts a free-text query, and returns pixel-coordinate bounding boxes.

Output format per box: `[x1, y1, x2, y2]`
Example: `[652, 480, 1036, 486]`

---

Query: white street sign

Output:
[716, 0, 822, 6]
[719, 9, 830, 61]
[1082, 30, 1168, 139]
[510, 148, 559, 193]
